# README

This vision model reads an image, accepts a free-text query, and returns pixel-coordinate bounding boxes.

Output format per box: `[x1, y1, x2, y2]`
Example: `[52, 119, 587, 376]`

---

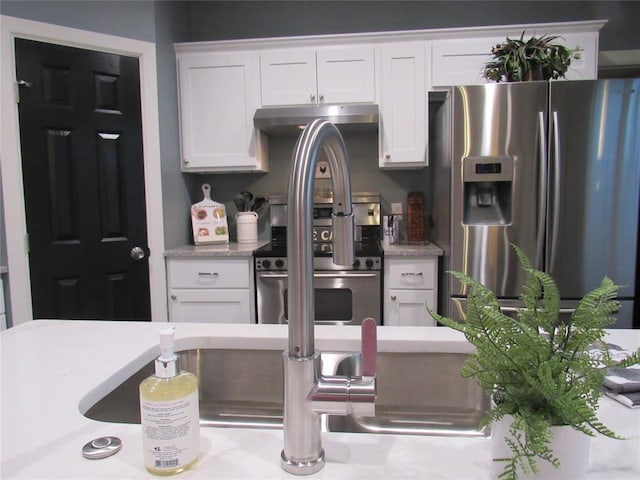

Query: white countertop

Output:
[1, 321, 638, 479]
[164, 241, 269, 257]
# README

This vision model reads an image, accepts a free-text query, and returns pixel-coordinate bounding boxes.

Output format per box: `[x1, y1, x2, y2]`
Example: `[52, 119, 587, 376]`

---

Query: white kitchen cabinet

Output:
[431, 30, 599, 87]
[377, 43, 428, 168]
[384, 256, 437, 326]
[260, 46, 375, 106]
[167, 257, 255, 323]
[176, 50, 267, 172]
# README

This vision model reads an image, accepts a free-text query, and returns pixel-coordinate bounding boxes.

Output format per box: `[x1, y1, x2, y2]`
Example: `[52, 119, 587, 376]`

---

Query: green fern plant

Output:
[432, 244, 640, 480]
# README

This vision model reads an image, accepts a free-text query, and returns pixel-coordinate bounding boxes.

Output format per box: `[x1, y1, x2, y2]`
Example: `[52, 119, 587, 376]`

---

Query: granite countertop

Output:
[1, 320, 638, 479]
[383, 241, 444, 256]
[165, 241, 269, 258]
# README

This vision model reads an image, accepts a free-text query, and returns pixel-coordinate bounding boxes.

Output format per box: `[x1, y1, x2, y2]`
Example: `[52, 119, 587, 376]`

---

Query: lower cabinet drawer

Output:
[169, 289, 253, 323]
[167, 257, 251, 289]
[386, 257, 436, 289]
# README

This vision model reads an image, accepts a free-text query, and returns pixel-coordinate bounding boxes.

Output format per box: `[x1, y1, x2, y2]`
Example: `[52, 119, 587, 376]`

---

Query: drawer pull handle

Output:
[198, 272, 219, 278]
[401, 272, 423, 277]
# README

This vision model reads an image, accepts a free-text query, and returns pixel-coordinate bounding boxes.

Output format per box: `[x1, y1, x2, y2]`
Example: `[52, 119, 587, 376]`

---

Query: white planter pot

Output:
[490, 415, 591, 479]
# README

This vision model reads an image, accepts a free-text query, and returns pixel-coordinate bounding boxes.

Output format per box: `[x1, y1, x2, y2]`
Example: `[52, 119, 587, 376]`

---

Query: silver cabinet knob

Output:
[390, 295, 397, 301]
[130, 246, 146, 260]
[310, 94, 316, 103]
[170, 294, 177, 300]
[319, 94, 324, 102]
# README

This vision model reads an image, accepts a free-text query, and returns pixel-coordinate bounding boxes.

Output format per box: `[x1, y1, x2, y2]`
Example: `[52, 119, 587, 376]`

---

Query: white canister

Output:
[236, 211, 259, 244]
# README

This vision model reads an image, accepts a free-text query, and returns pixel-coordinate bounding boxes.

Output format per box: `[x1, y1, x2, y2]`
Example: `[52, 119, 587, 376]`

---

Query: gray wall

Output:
[1, 0, 158, 42]
[188, 1, 640, 51]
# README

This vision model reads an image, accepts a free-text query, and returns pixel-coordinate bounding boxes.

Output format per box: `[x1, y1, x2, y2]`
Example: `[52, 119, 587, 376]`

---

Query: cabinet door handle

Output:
[390, 295, 397, 301]
[170, 294, 177, 300]
[198, 272, 219, 278]
[401, 272, 423, 277]
[310, 94, 316, 103]
[319, 94, 324, 102]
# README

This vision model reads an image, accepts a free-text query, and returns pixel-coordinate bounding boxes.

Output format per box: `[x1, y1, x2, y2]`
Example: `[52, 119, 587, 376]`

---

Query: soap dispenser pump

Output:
[139, 326, 200, 475]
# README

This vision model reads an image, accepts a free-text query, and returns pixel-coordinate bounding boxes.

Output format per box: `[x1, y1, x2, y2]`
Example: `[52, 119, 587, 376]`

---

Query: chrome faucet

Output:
[281, 119, 377, 475]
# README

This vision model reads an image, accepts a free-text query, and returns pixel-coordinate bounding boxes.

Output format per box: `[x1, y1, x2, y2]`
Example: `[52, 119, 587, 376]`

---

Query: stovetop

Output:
[254, 241, 382, 271]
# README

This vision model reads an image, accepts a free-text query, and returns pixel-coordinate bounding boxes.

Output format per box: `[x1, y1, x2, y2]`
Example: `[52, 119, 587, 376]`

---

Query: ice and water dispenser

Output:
[462, 156, 514, 225]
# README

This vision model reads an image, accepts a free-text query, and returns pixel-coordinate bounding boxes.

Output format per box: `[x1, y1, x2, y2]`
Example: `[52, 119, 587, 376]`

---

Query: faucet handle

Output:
[361, 318, 377, 377]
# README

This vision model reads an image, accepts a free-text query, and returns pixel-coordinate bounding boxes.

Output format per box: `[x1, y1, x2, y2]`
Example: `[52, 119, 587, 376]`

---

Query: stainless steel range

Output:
[254, 192, 382, 325]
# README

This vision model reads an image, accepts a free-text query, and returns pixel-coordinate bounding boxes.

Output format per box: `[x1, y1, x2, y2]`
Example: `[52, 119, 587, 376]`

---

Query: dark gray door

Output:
[15, 38, 151, 320]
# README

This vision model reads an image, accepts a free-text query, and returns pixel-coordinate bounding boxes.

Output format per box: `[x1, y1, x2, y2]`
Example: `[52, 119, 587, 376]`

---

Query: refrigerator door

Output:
[548, 79, 640, 300]
[449, 82, 548, 300]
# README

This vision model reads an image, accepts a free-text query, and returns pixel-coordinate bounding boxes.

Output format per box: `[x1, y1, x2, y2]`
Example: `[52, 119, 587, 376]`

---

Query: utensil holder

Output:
[236, 211, 258, 244]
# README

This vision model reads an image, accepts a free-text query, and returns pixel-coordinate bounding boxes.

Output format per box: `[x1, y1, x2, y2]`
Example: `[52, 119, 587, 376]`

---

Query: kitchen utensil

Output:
[233, 194, 246, 213]
[251, 196, 267, 214]
[240, 191, 253, 211]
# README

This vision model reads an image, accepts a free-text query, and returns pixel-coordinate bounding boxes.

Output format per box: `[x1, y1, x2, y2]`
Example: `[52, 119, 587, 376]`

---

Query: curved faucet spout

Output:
[286, 119, 354, 359]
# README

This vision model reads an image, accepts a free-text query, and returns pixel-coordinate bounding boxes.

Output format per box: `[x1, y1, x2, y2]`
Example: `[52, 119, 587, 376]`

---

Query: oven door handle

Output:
[258, 271, 379, 279]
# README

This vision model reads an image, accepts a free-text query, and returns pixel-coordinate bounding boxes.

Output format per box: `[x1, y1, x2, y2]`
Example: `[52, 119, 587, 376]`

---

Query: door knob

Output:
[130, 246, 146, 260]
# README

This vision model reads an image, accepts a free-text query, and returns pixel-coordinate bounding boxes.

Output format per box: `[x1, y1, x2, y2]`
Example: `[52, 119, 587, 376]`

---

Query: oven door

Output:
[256, 270, 381, 325]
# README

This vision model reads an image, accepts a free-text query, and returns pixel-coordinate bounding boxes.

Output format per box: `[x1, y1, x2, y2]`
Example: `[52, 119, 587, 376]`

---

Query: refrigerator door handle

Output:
[548, 110, 562, 272]
[535, 111, 547, 270]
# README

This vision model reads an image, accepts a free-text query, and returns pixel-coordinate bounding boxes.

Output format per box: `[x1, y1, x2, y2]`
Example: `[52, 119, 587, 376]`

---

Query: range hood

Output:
[253, 104, 379, 133]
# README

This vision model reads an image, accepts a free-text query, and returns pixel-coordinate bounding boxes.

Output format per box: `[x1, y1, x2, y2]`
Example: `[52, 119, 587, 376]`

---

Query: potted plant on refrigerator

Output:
[483, 32, 580, 82]
[431, 244, 640, 480]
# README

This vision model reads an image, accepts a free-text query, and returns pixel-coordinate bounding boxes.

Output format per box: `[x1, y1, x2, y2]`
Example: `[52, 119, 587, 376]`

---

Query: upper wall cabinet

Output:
[260, 46, 375, 106]
[176, 50, 267, 172]
[431, 30, 599, 87]
[377, 43, 428, 168]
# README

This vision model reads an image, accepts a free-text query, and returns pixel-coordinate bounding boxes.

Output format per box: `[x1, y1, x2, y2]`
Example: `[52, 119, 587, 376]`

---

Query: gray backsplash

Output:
[190, 130, 431, 242]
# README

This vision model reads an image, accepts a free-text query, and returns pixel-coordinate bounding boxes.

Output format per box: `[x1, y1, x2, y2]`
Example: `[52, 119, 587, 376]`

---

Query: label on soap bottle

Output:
[141, 390, 200, 472]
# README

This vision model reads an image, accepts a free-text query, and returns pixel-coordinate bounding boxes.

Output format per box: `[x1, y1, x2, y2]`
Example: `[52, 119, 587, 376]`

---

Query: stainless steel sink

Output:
[83, 348, 489, 437]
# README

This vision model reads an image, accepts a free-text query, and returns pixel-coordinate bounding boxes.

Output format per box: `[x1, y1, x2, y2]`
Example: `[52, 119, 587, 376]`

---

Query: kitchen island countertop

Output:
[1, 320, 638, 479]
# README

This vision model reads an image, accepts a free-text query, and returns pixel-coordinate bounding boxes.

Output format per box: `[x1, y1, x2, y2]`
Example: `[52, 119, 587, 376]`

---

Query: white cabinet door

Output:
[260, 49, 317, 106]
[316, 47, 375, 104]
[260, 46, 375, 106]
[431, 31, 598, 87]
[177, 51, 266, 172]
[558, 32, 598, 80]
[385, 289, 436, 326]
[431, 37, 498, 87]
[169, 289, 252, 324]
[378, 43, 427, 168]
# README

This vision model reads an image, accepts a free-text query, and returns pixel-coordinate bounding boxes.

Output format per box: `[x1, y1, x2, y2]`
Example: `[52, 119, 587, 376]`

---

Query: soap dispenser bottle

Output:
[139, 326, 200, 475]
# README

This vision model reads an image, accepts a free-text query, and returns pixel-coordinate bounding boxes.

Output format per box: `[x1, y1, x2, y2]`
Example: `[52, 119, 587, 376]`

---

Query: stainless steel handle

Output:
[319, 94, 324, 103]
[535, 111, 547, 270]
[198, 272, 219, 278]
[258, 271, 378, 279]
[310, 94, 316, 102]
[401, 272, 423, 277]
[360, 318, 377, 377]
[130, 246, 146, 260]
[548, 110, 562, 272]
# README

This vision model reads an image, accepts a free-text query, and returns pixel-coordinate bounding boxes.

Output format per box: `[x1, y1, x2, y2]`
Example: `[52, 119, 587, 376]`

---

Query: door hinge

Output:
[15, 80, 32, 103]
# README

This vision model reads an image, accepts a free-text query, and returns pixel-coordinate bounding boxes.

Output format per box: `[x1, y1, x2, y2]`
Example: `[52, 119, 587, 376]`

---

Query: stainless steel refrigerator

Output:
[431, 79, 640, 328]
